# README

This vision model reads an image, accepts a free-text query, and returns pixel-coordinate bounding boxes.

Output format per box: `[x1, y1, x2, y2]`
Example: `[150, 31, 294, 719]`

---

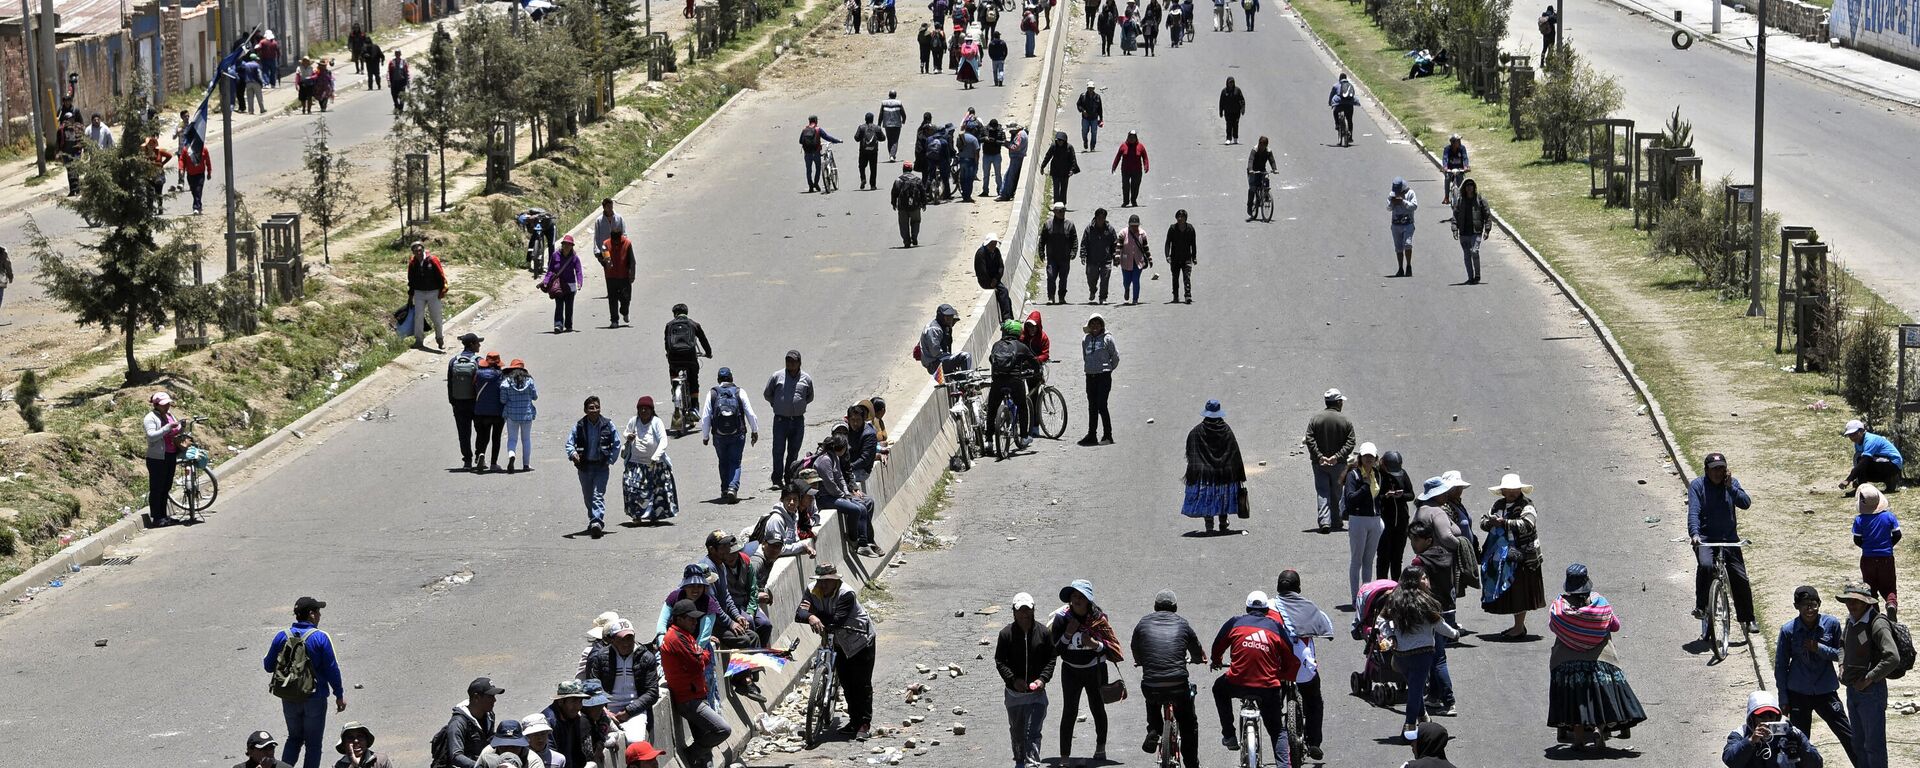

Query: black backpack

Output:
[1881, 613, 1917, 680]
[666, 317, 698, 354]
[801, 125, 822, 152]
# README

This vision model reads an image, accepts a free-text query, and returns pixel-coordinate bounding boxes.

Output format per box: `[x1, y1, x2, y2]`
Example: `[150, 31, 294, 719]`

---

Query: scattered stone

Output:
[353, 683, 364, 690]
[952, 723, 967, 735]
[953, 610, 966, 618]
[978, 638, 992, 646]
[952, 706, 967, 715]
[1804, 508, 1817, 515]
[94, 638, 108, 647]
[931, 739, 941, 746]
[870, 745, 886, 754]
[1257, 460, 1267, 466]
[904, 737, 918, 748]
[1451, 414, 1458, 421]
[1637, 479, 1647, 485]
[1146, 418, 1155, 424]
[977, 604, 1000, 615]
[915, 664, 930, 674]
[911, 714, 926, 723]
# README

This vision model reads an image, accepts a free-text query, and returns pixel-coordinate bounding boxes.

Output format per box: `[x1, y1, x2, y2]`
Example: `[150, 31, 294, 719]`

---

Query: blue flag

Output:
[180, 31, 258, 157]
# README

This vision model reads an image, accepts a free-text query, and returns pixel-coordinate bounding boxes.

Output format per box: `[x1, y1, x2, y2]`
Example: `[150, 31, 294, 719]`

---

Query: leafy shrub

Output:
[1524, 45, 1622, 162]
[13, 370, 43, 433]
[1839, 305, 1897, 425]
[1651, 175, 1780, 297]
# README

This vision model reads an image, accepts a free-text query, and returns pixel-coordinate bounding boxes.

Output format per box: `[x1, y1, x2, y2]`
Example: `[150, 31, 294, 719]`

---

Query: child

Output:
[1853, 484, 1903, 620]
[499, 358, 538, 473]
[564, 395, 619, 538]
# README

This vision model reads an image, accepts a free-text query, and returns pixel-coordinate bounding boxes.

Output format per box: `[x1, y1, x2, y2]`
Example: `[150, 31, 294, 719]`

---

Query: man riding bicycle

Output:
[1132, 590, 1205, 768]
[665, 304, 715, 404]
[987, 320, 1039, 450]
[1270, 570, 1333, 762]
[1441, 134, 1469, 204]
[1247, 136, 1276, 221]
[1688, 452, 1760, 635]
[1210, 591, 1301, 754]
[1327, 73, 1358, 147]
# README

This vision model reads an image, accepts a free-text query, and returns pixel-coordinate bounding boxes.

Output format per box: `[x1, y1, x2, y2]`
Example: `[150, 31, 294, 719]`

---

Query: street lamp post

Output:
[1746, 0, 1767, 317]
[218, 0, 240, 273]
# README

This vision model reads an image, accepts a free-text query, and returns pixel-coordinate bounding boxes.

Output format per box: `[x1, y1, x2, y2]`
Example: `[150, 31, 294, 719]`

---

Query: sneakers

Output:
[506, 454, 517, 473]
[1099, 435, 1114, 445]
[1690, 608, 1707, 620]
[1077, 434, 1099, 446]
[858, 544, 885, 557]
[1306, 744, 1324, 760]
[1141, 733, 1159, 754]
[1427, 700, 1457, 716]
[588, 520, 604, 539]
[1220, 733, 1240, 751]
[1743, 621, 1762, 635]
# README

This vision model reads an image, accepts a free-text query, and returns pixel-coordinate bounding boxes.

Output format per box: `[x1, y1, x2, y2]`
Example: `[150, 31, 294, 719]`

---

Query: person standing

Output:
[471, 353, 506, 472]
[143, 391, 184, 528]
[1389, 177, 1418, 277]
[855, 114, 884, 190]
[1111, 131, 1149, 208]
[1132, 590, 1204, 768]
[241, 56, 267, 113]
[1305, 388, 1355, 533]
[1079, 314, 1119, 446]
[621, 397, 679, 523]
[542, 236, 585, 333]
[1042, 131, 1080, 206]
[1377, 450, 1415, 580]
[1116, 214, 1151, 305]
[662, 600, 731, 768]
[1080, 208, 1118, 304]
[880, 92, 908, 160]
[0, 246, 12, 323]
[1545, 565, 1647, 749]
[264, 596, 346, 768]
[1451, 178, 1491, 284]
[565, 396, 619, 538]
[1837, 583, 1898, 768]
[1384, 567, 1460, 741]
[998, 592, 1057, 768]
[1077, 83, 1104, 151]
[386, 55, 410, 114]
[1051, 579, 1124, 764]
[445, 334, 483, 469]
[1481, 473, 1547, 638]
[890, 161, 927, 247]
[1164, 209, 1196, 303]
[699, 367, 761, 503]
[799, 116, 843, 193]
[1773, 585, 1859, 767]
[1840, 419, 1904, 493]
[982, 120, 1006, 197]
[798, 564, 880, 738]
[1022, 8, 1040, 56]
[499, 359, 538, 473]
[763, 351, 815, 489]
[977, 234, 1014, 321]
[596, 229, 636, 327]
[956, 127, 981, 203]
[406, 241, 448, 350]
[1218, 78, 1246, 145]
[1853, 485, 1902, 621]
[1343, 443, 1387, 604]
[1001, 122, 1029, 201]
[1181, 399, 1246, 533]
[1689, 452, 1759, 634]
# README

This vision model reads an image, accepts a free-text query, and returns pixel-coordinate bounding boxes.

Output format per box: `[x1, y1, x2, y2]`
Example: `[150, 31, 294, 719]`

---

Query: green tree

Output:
[406, 23, 460, 209]
[273, 119, 363, 266]
[1523, 45, 1622, 163]
[31, 81, 192, 381]
[13, 369, 43, 433]
[524, 18, 593, 151]
[454, 6, 527, 187]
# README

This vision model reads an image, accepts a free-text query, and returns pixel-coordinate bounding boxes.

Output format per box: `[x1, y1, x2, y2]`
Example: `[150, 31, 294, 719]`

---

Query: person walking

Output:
[880, 92, 908, 160]
[621, 397, 680, 523]
[142, 391, 184, 528]
[798, 564, 880, 739]
[998, 592, 1057, 768]
[799, 116, 843, 193]
[1077, 83, 1104, 151]
[1219, 77, 1246, 145]
[999, 122, 1028, 200]
[1079, 314, 1119, 445]
[445, 334, 483, 469]
[1343, 442, 1387, 605]
[472, 353, 506, 472]
[662, 601, 730, 768]
[1389, 177, 1418, 277]
[1132, 590, 1204, 768]
[499, 359, 538, 473]
[541, 236, 585, 333]
[363, 43, 385, 90]
[1036, 202, 1078, 304]
[1773, 585, 1860, 767]
[1022, 8, 1040, 56]
[1838, 582, 1898, 768]
[1546, 564, 1647, 749]
[1116, 214, 1151, 304]
[1242, 0, 1258, 29]
[1377, 450, 1415, 580]
[1181, 399, 1246, 533]
[264, 596, 346, 768]
[1689, 452, 1760, 634]
[1451, 179, 1492, 284]
[1112, 131, 1149, 207]
[1119, 8, 1138, 53]
[1538, 5, 1559, 62]
[179, 141, 212, 214]
[1042, 131, 1080, 206]
[1853, 484, 1902, 620]
[1481, 473, 1548, 638]
[406, 241, 448, 350]
[1097, 1, 1118, 54]
[982, 120, 1007, 197]
[1271, 571, 1334, 761]
[566, 396, 619, 538]
[1051, 579, 1124, 765]
[763, 351, 816, 488]
[988, 31, 1010, 85]
[242, 56, 267, 113]
[855, 114, 884, 190]
[977, 233, 1014, 321]
[891, 161, 928, 247]
[1384, 566, 1461, 741]
[596, 228, 636, 327]
[1080, 208, 1118, 304]
[1165, 209, 1196, 303]
[386, 55, 410, 114]
[0, 246, 12, 323]
[1305, 388, 1356, 533]
[699, 367, 760, 503]
[1840, 418, 1905, 493]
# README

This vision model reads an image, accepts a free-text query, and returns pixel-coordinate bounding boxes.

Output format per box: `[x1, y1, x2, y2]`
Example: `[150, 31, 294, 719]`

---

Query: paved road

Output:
[1551, 0, 1920, 316]
[795, 11, 1753, 768]
[0, 22, 1047, 768]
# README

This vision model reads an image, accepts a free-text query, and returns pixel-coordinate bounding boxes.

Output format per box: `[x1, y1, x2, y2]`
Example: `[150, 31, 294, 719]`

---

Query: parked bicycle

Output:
[1695, 540, 1750, 662]
[1031, 362, 1069, 439]
[169, 417, 219, 521]
[942, 370, 988, 471]
[821, 147, 840, 194]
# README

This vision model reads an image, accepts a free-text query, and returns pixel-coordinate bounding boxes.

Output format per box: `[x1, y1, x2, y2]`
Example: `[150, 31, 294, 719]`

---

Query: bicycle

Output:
[992, 396, 1022, 460]
[1441, 167, 1467, 204]
[1149, 682, 1197, 767]
[1331, 106, 1353, 147]
[942, 370, 987, 471]
[1234, 694, 1264, 768]
[169, 417, 219, 520]
[821, 148, 840, 194]
[1032, 362, 1069, 439]
[670, 370, 698, 437]
[803, 631, 843, 747]
[1278, 681, 1307, 768]
[1695, 540, 1749, 662]
[1250, 171, 1275, 223]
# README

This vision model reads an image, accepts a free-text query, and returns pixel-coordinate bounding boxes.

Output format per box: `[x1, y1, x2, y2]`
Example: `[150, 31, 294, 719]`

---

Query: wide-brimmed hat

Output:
[1416, 472, 1471, 501]
[553, 680, 588, 700]
[521, 714, 551, 737]
[584, 611, 620, 640]
[1490, 473, 1533, 495]
[1858, 483, 1890, 515]
[505, 358, 527, 373]
[1201, 399, 1225, 420]
[1059, 578, 1095, 605]
[1835, 582, 1880, 606]
[560, 234, 575, 245]
[679, 563, 710, 588]
[1563, 564, 1592, 595]
[481, 352, 503, 368]
[982, 232, 999, 246]
[334, 722, 376, 754]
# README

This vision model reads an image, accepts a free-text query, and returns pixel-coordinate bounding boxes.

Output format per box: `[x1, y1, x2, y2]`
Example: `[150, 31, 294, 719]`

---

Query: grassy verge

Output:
[0, 0, 835, 586]
[1291, 0, 1916, 747]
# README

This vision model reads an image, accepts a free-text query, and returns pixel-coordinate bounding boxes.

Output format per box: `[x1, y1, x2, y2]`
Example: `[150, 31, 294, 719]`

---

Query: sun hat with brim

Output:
[1440, 470, 1472, 490]
[1835, 582, 1880, 606]
[1201, 399, 1225, 420]
[1415, 476, 1449, 502]
[521, 714, 551, 737]
[1858, 484, 1889, 516]
[553, 680, 588, 699]
[1490, 473, 1533, 495]
[584, 610, 620, 640]
[505, 358, 527, 373]
[334, 722, 375, 754]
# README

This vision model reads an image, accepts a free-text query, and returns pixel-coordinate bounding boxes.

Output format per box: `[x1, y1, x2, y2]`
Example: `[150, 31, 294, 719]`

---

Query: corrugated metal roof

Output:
[54, 0, 127, 37]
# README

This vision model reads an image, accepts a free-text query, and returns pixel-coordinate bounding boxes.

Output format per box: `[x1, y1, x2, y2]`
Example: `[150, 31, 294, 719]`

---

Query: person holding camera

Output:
[1722, 691, 1824, 767]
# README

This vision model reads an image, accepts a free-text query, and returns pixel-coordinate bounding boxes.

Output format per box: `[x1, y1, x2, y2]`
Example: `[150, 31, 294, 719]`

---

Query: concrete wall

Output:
[1831, 0, 1920, 70]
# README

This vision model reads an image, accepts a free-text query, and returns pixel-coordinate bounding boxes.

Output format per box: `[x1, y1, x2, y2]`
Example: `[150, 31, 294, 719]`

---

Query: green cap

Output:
[1001, 320, 1024, 336]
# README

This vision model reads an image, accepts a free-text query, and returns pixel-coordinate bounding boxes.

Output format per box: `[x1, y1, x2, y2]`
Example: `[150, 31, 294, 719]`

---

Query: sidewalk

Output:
[1586, 0, 1920, 108]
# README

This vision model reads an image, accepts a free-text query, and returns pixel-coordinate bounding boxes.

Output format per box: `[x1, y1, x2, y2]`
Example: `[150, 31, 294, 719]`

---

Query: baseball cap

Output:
[1843, 419, 1866, 436]
[294, 596, 327, 613]
[671, 599, 705, 620]
[580, 679, 611, 707]
[1747, 690, 1781, 717]
[1012, 592, 1035, 609]
[716, 366, 733, 380]
[468, 677, 506, 697]
[1703, 452, 1727, 470]
[605, 618, 635, 638]
[1245, 591, 1270, 610]
[247, 730, 279, 750]
[1323, 388, 1345, 402]
[625, 742, 665, 761]
[706, 529, 743, 553]
[490, 720, 529, 748]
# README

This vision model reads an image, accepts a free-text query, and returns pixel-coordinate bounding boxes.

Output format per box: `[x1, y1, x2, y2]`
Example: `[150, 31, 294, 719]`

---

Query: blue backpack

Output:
[710, 384, 745, 436]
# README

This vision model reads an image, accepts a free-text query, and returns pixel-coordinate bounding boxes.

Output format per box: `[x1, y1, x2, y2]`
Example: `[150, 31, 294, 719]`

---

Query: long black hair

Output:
[1384, 565, 1442, 632]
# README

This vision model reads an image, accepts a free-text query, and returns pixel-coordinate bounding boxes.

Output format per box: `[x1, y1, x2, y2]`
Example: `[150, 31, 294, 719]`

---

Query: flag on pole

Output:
[180, 31, 259, 157]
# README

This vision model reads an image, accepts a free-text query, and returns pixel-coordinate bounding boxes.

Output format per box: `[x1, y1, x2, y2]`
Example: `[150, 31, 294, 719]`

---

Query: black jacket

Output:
[1131, 610, 1204, 688]
[430, 704, 493, 768]
[1081, 220, 1118, 266]
[1452, 193, 1492, 237]
[1042, 139, 1080, 178]
[540, 706, 596, 768]
[891, 173, 926, 211]
[1219, 86, 1245, 118]
[583, 644, 662, 720]
[995, 621, 1058, 692]
[1077, 91, 1105, 121]
[1038, 218, 1078, 264]
[975, 244, 1005, 288]
[1165, 222, 1196, 264]
[855, 123, 884, 151]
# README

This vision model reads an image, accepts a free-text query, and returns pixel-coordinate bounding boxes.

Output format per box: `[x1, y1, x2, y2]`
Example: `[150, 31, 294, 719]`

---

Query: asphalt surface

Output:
[1554, 0, 1920, 316]
[0, 22, 1050, 768]
[786, 11, 1754, 768]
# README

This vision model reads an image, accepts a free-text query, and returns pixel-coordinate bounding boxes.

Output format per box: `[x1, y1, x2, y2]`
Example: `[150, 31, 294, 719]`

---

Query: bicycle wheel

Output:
[804, 654, 833, 746]
[1258, 190, 1275, 222]
[1241, 716, 1261, 768]
[994, 402, 1016, 459]
[951, 412, 975, 471]
[825, 163, 839, 194]
[1160, 711, 1180, 767]
[1037, 386, 1068, 439]
[1282, 691, 1304, 767]
[170, 465, 219, 513]
[1710, 576, 1733, 661]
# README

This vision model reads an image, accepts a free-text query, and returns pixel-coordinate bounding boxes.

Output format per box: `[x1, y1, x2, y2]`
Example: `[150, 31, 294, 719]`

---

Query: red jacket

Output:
[661, 624, 711, 704]
[1111, 140, 1149, 174]
[1020, 310, 1050, 363]
[178, 146, 211, 176]
[598, 236, 636, 280]
[1209, 612, 1300, 688]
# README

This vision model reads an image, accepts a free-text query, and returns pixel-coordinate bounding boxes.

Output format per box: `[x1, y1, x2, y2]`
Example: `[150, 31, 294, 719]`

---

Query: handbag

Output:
[1236, 486, 1251, 519]
[1098, 660, 1128, 703]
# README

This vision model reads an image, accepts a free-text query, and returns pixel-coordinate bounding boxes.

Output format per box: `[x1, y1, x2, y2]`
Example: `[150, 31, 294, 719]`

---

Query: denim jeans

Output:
[804, 152, 823, 189]
[1399, 649, 1437, 727]
[1080, 116, 1099, 149]
[1025, 29, 1037, 56]
[770, 415, 805, 485]
[1001, 155, 1025, 198]
[982, 154, 1003, 196]
[1459, 234, 1482, 281]
[1005, 688, 1049, 768]
[578, 462, 610, 524]
[1848, 679, 1889, 768]
[675, 699, 732, 768]
[713, 433, 746, 493]
[1313, 462, 1345, 528]
[993, 59, 1007, 84]
[281, 695, 329, 768]
[1120, 268, 1142, 302]
[827, 494, 876, 546]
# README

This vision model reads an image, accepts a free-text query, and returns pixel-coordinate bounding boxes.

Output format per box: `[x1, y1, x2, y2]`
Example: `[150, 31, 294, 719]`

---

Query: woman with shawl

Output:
[1481, 473, 1547, 638]
[1547, 563, 1646, 750]
[1181, 399, 1246, 534]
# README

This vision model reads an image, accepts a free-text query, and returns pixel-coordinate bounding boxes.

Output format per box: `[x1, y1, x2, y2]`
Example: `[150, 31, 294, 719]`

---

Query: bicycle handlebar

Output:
[1694, 540, 1751, 548]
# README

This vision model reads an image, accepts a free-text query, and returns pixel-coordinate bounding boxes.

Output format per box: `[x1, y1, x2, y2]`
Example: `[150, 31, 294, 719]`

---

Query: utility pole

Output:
[39, 0, 56, 137]
[218, 0, 239, 273]
[19, 0, 46, 176]
[1746, 0, 1767, 317]
[1711, 0, 1721, 34]
[1554, 0, 1563, 50]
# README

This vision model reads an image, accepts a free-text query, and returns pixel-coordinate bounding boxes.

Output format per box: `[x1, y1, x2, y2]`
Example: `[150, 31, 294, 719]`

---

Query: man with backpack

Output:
[263, 596, 345, 768]
[447, 333, 483, 470]
[664, 304, 714, 408]
[699, 367, 761, 504]
[799, 115, 844, 193]
[855, 113, 884, 190]
[433, 678, 504, 768]
[1327, 73, 1358, 147]
[1837, 582, 1906, 768]
[986, 320, 1038, 452]
[891, 162, 928, 248]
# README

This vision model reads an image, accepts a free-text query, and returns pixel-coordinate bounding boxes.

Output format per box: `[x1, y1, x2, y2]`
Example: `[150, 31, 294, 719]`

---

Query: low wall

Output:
[1830, 0, 1920, 70]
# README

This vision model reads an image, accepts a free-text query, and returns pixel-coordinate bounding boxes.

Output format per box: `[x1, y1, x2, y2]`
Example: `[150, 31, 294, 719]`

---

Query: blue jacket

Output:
[1687, 476, 1751, 543]
[499, 376, 538, 422]
[1855, 432, 1904, 468]
[1774, 614, 1843, 695]
[262, 621, 344, 699]
[1723, 723, 1822, 767]
[565, 416, 618, 466]
[472, 367, 505, 417]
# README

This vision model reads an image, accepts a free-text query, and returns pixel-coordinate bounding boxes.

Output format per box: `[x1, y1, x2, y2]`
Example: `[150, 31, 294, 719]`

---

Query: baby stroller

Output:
[1348, 578, 1405, 709]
